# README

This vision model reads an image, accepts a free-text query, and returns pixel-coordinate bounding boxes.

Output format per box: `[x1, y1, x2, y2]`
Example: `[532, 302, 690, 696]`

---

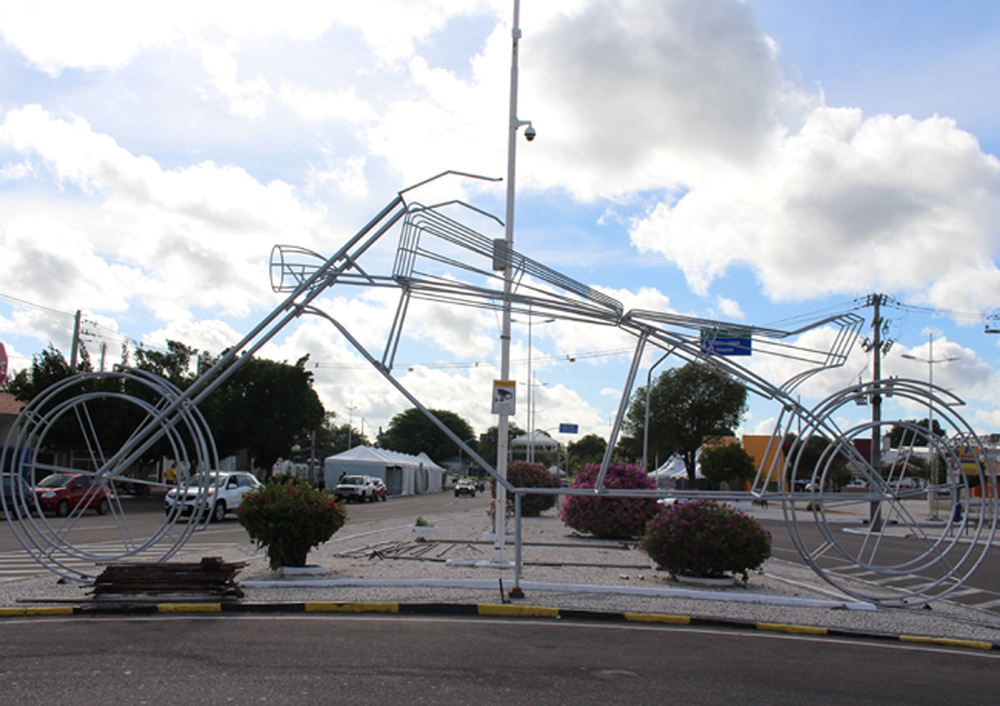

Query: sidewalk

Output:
[2, 503, 999, 648]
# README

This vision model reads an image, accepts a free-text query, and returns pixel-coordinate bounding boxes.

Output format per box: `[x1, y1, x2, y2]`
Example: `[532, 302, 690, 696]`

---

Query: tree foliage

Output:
[624, 363, 747, 483]
[478, 422, 526, 470]
[699, 443, 757, 486]
[4, 344, 91, 402]
[200, 353, 325, 472]
[381, 407, 477, 463]
[566, 433, 606, 473]
[290, 413, 369, 462]
[887, 418, 946, 448]
[5, 341, 326, 474]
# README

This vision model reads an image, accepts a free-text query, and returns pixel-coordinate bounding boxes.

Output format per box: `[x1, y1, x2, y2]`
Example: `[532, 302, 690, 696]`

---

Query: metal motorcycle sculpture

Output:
[3, 172, 996, 608]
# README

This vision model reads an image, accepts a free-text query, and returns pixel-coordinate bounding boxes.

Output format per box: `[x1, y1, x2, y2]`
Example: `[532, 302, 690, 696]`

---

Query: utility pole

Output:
[69, 310, 81, 370]
[868, 293, 886, 531]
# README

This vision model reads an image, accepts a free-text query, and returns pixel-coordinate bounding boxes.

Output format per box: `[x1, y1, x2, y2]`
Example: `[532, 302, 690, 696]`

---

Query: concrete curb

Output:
[239, 577, 877, 610]
[1, 599, 995, 652]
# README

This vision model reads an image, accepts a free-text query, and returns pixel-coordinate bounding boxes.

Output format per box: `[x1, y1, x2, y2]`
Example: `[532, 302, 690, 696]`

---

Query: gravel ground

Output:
[3, 504, 999, 646]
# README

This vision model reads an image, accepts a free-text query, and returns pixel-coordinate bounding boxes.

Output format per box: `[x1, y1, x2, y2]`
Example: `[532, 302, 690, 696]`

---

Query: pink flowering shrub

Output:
[238, 477, 348, 570]
[558, 463, 659, 539]
[640, 499, 771, 581]
[492, 461, 559, 517]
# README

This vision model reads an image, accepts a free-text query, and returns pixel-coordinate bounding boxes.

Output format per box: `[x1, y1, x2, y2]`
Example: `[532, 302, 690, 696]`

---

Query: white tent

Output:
[324, 446, 446, 496]
[652, 452, 704, 483]
[510, 431, 559, 450]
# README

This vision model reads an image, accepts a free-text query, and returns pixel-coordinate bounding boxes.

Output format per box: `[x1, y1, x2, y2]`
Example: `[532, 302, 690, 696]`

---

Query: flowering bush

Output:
[558, 463, 659, 539]
[238, 477, 348, 570]
[491, 462, 559, 517]
[640, 499, 771, 581]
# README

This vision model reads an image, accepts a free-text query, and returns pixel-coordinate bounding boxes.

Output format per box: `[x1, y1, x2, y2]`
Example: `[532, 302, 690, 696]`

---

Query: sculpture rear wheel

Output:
[1, 368, 218, 580]
[782, 380, 998, 606]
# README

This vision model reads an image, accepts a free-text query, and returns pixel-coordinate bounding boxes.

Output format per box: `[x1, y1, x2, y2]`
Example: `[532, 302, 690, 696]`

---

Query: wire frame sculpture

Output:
[3, 171, 997, 606]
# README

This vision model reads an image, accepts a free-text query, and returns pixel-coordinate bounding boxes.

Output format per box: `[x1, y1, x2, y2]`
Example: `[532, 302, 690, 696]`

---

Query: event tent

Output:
[324, 446, 446, 496]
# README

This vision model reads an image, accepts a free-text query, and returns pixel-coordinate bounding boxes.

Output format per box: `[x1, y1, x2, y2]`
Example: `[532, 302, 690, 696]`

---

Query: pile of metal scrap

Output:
[88, 557, 246, 599]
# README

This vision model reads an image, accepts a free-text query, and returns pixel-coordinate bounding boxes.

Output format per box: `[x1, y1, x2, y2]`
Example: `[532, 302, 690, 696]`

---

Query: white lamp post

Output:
[346, 401, 358, 450]
[493, 0, 534, 566]
[901, 332, 959, 520]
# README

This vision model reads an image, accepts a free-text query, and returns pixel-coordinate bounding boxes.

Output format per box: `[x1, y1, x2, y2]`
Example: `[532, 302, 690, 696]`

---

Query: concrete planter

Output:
[672, 574, 737, 587]
[278, 565, 330, 578]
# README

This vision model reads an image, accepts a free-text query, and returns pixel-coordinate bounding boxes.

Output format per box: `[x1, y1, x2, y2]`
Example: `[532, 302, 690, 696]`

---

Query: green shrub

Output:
[238, 477, 348, 570]
[640, 500, 771, 581]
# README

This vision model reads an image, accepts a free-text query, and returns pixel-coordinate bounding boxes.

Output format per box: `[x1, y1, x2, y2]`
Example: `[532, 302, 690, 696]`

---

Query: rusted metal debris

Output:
[87, 557, 246, 599]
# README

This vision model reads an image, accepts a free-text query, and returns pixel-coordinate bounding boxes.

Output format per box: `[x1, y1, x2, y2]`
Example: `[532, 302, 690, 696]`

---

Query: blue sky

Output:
[3, 1, 1000, 455]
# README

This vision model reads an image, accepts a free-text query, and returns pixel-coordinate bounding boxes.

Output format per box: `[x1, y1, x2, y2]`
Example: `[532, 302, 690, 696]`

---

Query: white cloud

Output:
[0, 0, 497, 75]
[0, 105, 330, 318]
[631, 108, 1000, 309]
[517, 0, 803, 200]
[0, 213, 142, 312]
[198, 40, 273, 119]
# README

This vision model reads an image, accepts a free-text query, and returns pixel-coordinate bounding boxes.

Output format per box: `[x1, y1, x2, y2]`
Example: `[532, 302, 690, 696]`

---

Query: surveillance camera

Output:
[524, 125, 536, 142]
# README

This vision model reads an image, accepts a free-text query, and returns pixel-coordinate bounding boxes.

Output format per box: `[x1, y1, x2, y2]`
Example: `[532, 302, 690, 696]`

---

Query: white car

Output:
[334, 475, 377, 503]
[164, 471, 261, 522]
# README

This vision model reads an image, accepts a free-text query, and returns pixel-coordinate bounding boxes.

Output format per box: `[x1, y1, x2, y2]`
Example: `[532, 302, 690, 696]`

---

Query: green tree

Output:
[381, 407, 477, 463]
[699, 443, 756, 486]
[478, 422, 526, 469]
[783, 433, 853, 489]
[888, 419, 946, 448]
[290, 413, 370, 462]
[624, 363, 747, 484]
[566, 433, 606, 473]
[134, 340, 200, 388]
[4, 344, 91, 402]
[201, 354, 325, 473]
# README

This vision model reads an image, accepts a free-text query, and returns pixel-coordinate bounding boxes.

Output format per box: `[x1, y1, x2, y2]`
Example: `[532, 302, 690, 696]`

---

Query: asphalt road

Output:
[0, 614, 997, 706]
[0, 489, 493, 579]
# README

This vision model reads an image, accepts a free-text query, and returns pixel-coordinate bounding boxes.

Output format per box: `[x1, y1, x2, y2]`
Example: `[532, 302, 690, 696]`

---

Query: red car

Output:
[371, 477, 387, 501]
[34, 473, 110, 517]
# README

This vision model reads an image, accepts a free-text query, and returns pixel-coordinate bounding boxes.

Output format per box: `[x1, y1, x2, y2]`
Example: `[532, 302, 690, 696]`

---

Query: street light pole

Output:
[643, 351, 671, 475]
[346, 401, 357, 450]
[493, 0, 532, 566]
[902, 332, 959, 520]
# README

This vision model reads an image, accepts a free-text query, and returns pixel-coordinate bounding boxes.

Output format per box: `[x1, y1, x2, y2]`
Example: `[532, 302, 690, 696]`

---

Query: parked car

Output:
[334, 475, 377, 503]
[34, 473, 110, 517]
[1, 447, 32, 514]
[164, 470, 261, 522]
[454, 478, 477, 497]
[370, 477, 387, 501]
[2, 474, 30, 514]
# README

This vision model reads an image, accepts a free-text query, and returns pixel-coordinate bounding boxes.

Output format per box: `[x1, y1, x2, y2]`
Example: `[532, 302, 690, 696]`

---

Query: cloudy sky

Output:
[3, 0, 1000, 459]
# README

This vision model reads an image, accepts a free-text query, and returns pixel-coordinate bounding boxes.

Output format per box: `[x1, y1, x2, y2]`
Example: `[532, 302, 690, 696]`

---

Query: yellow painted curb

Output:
[478, 604, 560, 618]
[304, 601, 399, 613]
[899, 635, 993, 651]
[757, 622, 828, 635]
[157, 603, 222, 613]
[0, 606, 74, 617]
[625, 613, 691, 625]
